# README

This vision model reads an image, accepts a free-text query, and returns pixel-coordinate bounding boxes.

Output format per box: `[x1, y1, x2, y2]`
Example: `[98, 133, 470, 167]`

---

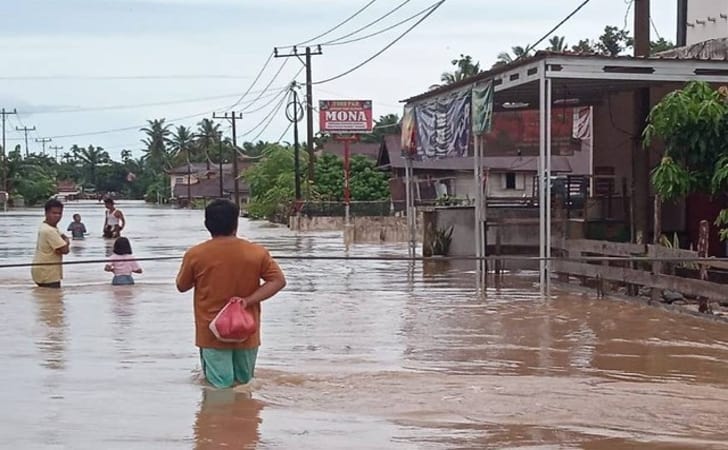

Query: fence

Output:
[553, 239, 728, 310]
[299, 201, 393, 218]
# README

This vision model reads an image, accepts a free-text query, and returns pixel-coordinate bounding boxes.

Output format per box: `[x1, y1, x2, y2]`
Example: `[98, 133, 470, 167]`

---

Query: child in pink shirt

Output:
[105, 237, 142, 285]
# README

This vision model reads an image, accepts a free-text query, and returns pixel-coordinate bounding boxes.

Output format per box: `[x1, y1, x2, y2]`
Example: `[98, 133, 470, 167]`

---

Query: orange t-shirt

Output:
[176, 237, 284, 349]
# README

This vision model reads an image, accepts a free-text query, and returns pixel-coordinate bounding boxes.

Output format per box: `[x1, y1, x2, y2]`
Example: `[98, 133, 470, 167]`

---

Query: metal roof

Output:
[403, 44, 728, 108]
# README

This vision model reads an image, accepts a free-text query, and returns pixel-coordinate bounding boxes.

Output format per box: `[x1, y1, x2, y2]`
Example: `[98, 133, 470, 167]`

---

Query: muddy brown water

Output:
[1, 201, 727, 449]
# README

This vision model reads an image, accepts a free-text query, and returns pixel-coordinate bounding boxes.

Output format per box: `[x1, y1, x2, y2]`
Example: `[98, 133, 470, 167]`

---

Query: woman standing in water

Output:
[103, 198, 125, 239]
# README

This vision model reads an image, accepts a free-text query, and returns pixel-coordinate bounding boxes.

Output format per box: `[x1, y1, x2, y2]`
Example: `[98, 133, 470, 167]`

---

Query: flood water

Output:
[1, 201, 728, 449]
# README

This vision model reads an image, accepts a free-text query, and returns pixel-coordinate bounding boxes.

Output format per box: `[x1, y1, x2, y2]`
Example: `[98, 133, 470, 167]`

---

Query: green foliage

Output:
[314, 153, 343, 200]
[13, 164, 56, 205]
[644, 81, 728, 240]
[244, 145, 297, 220]
[441, 54, 482, 84]
[360, 114, 401, 144]
[349, 155, 390, 201]
[428, 225, 454, 256]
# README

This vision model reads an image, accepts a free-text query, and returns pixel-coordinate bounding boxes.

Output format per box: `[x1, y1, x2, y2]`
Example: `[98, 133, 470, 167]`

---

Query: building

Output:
[166, 159, 254, 204]
[378, 134, 577, 205]
[55, 179, 81, 201]
[679, 0, 728, 46]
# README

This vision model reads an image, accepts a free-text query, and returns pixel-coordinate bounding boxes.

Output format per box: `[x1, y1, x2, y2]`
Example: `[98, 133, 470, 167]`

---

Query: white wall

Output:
[687, 0, 728, 45]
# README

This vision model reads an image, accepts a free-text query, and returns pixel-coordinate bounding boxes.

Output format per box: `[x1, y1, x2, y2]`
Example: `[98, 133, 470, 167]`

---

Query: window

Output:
[504, 172, 516, 190]
[175, 177, 184, 183]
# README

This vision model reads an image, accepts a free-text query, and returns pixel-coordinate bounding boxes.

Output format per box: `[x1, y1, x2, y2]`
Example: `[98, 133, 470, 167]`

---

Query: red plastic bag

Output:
[209, 297, 257, 343]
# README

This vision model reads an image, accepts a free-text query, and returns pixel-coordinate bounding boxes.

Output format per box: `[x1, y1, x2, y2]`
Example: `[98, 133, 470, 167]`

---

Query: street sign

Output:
[319, 100, 373, 134]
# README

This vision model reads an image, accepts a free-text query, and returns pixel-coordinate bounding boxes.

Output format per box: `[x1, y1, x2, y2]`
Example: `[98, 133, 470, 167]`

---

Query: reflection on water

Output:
[194, 389, 262, 450]
[1, 201, 728, 449]
[32, 288, 66, 370]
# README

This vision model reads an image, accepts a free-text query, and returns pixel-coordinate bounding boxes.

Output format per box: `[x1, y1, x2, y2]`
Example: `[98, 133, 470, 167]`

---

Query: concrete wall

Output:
[289, 215, 411, 243]
[687, 0, 728, 45]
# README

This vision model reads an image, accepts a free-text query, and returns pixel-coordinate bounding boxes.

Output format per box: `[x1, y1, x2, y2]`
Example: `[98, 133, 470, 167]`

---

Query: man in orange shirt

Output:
[176, 199, 286, 388]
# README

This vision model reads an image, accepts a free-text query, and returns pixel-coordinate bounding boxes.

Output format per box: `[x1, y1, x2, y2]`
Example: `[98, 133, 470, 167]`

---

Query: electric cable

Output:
[320, 0, 412, 45]
[312, 0, 445, 85]
[321, 1, 435, 47]
[522, 0, 594, 56]
[293, 0, 379, 47]
[228, 51, 275, 109]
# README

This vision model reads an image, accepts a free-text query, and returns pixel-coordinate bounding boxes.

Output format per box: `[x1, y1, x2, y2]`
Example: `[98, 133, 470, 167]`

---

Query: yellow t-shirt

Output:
[31, 222, 67, 284]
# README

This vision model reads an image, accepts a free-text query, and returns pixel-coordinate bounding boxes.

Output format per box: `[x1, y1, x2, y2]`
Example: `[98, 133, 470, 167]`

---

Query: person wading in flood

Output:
[176, 199, 286, 389]
[32, 199, 70, 288]
[103, 198, 125, 239]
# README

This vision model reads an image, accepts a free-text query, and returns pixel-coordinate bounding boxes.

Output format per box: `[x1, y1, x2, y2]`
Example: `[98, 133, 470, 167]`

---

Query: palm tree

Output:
[440, 54, 481, 85]
[169, 125, 196, 205]
[195, 118, 221, 170]
[493, 45, 532, 67]
[72, 144, 110, 188]
[547, 36, 567, 52]
[120, 149, 133, 165]
[140, 118, 172, 172]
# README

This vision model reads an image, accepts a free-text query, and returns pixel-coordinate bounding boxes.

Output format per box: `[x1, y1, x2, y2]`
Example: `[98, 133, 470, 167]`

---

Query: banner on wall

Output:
[482, 107, 581, 156]
[572, 106, 592, 140]
[400, 104, 417, 157]
[471, 80, 494, 136]
[414, 88, 471, 160]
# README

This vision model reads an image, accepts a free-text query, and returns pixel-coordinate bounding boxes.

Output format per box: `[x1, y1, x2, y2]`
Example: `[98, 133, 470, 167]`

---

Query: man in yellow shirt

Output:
[176, 199, 286, 388]
[32, 199, 70, 288]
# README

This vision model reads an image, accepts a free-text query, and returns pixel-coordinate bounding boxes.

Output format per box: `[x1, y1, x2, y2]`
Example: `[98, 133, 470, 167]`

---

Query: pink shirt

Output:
[109, 253, 141, 276]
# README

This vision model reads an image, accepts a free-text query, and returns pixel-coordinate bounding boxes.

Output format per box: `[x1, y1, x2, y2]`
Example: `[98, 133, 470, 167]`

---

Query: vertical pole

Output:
[218, 132, 224, 198]
[588, 106, 594, 197]
[293, 88, 302, 201]
[545, 78, 553, 293]
[1, 109, 7, 193]
[538, 65, 547, 294]
[633, 0, 651, 244]
[405, 158, 412, 257]
[305, 46, 315, 183]
[231, 111, 240, 208]
[474, 135, 482, 292]
[344, 138, 351, 225]
[676, 0, 688, 46]
[186, 148, 192, 208]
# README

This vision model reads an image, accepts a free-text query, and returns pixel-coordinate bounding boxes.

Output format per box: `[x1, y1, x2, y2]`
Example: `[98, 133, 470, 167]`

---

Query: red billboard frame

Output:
[319, 100, 373, 134]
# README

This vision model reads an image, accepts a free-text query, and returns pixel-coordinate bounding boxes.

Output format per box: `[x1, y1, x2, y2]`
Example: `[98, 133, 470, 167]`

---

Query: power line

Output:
[240, 88, 289, 138]
[523, 0, 594, 55]
[27, 88, 285, 115]
[228, 51, 275, 109]
[293, 0, 379, 47]
[238, 59, 291, 113]
[313, 0, 446, 85]
[320, 0, 412, 45]
[322, 1, 438, 47]
[0, 74, 253, 81]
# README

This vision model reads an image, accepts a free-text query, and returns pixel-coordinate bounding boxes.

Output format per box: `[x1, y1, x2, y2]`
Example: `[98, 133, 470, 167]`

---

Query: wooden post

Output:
[697, 220, 711, 313]
[650, 195, 663, 304]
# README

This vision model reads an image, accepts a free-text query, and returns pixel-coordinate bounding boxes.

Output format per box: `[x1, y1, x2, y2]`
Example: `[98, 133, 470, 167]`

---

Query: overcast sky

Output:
[1, 0, 677, 160]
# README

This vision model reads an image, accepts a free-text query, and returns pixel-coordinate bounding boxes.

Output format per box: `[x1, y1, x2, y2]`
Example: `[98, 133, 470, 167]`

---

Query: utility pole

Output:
[274, 45, 322, 184]
[49, 145, 63, 162]
[16, 125, 36, 157]
[633, 0, 650, 244]
[212, 111, 243, 208]
[35, 137, 52, 155]
[218, 131, 224, 198]
[285, 81, 304, 201]
[1, 108, 17, 192]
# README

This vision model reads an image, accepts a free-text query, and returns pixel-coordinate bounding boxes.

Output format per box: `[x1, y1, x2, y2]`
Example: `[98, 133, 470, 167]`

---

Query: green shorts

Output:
[199, 347, 258, 389]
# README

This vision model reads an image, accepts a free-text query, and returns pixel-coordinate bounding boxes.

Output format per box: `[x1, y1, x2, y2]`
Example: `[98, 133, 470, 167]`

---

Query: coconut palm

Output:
[440, 54, 481, 85]
[195, 118, 221, 169]
[140, 118, 172, 172]
[494, 45, 532, 67]
[547, 36, 567, 52]
[72, 144, 110, 188]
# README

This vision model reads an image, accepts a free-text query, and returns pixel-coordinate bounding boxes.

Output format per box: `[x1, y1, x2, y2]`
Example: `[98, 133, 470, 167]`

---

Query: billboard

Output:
[319, 100, 373, 134]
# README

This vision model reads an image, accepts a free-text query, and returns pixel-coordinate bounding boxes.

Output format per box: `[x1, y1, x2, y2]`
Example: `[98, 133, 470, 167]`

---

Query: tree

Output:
[120, 149, 133, 165]
[493, 45, 531, 68]
[595, 26, 633, 56]
[168, 125, 196, 165]
[72, 144, 110, 188]
[651, 37, 675, 54]
[441, 54, 481, 85]
[195, 118, 221, 168]
[547, 36, 567, 52]
[360, 114, 401, 143]
[314, 153, 389, 201]
[643, 81, 728, 242]
[140, 118, 172, 172]
[571, 39, 596, 53]
[244, 144, 297, 220]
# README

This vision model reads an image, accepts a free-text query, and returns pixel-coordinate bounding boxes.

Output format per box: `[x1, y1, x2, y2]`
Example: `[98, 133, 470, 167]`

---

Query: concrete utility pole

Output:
[273, 45, 323, 183]
[633, 0, 651, 244]
[1, 108, 17, 192]
[212, 111, 243, 207]
[35, 137, 52, 155]
[16, 125, 36, 157]
[49, 145, 63, 162]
